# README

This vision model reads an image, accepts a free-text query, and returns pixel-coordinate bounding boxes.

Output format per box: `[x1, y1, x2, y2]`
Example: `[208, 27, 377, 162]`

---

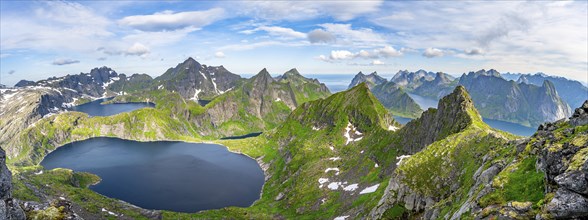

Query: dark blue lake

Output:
[70, 97, 154, 116]
[41, 137, 265, 212]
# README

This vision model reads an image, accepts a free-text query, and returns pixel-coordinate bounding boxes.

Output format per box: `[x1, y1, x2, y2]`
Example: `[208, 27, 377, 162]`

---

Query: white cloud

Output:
[218, 41, 307, 51]
[423, 48, 444, 58]
[372, 60, 384, 65]
[52, 58, 80, 65]
[375, 46, 403, 57]
[125, 43, 150, 57]
[231, 1, 383, 21]
[215, 51, 225, 58]
[370, 1, 587, 81]
[318, 46, 403, 62]
[330, 50, 356, 60]
[318, 23, 385, 47]
[240, 26, 306, 39]
[464, 48, 484, 55]
[118, 8, 226, 32]
[308, 29, 336, 43]
[1, 1, 112, 51]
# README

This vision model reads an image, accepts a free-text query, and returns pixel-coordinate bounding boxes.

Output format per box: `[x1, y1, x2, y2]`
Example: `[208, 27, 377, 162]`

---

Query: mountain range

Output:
[349, 69, 577, 127]
[1, 58, 586, 219]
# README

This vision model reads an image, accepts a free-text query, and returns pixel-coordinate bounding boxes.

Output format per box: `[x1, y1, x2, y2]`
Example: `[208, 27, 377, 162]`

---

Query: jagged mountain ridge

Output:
[347, 71, 388, 89]
[155, 57, 243, 101]
[504, 72, 588, 109]
[458, 70, 571, 127]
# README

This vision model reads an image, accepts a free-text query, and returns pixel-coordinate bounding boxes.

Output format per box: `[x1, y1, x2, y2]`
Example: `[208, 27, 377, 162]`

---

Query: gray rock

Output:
[275, 192, 285, 201]
[555, 171, 588, 196]
[547, 188, 588, 219]
[0, 147, 25, 220]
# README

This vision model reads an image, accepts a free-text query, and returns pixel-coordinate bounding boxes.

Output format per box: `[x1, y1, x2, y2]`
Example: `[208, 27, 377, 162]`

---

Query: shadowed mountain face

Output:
[457, 70, 571, 127]
[504, 72, 588, 109]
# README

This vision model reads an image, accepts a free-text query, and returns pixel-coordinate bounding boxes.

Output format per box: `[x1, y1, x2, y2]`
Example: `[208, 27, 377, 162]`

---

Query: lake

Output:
[70, 97, 155, 116]
[41, 137, 265, 212]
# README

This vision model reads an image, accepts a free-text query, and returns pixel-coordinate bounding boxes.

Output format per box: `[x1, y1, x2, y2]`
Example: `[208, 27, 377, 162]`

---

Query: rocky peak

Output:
[14, 80, 35, 87]
[348, 71, 387, 89]
[517, 75, 529, 84]
[183, 57, 200, 66]
[292, 82, 393, 131]
[432, 72, 452, 85]
[252, 68, 275, 87]
[396, 85, 481, 153]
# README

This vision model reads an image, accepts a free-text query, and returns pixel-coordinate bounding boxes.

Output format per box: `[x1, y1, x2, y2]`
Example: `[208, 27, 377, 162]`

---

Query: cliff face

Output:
[395, 86, 481, 154]
[0, 88, 67, 158]
[458, 70, 571, 127]
[1, 147, 26, 219]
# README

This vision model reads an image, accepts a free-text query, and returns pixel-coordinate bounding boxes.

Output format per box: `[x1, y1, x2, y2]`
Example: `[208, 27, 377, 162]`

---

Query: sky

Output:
[1, 0, 587, 86]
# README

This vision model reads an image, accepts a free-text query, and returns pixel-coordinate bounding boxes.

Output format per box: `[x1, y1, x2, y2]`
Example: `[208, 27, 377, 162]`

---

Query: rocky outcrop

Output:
[348, 71, 387, 89]
[1, 147, 26, 219]
[536, 100, 588, 219]
[395, 85, 479, 153]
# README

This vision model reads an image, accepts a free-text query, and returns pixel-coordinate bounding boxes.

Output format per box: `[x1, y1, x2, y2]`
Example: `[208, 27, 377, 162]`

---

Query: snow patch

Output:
[275, 98, 282, 102]
[388, 125, 399, 131]
[318, 178, 329, 188]
[211, 77, 219, 93]
[101, 208, 118, 216]
[62, 98, 79, 108]
[327, 182, 342, 190]
[199, 70, 208, 80]
[396, 155, 411, 166]
[157, 85, 164, 90]
[359, 184, 380, 194]
[334, 215, 349, 220]
[325, 168, 340, 175]
[190, 88, 202, 101]
[328, 157, 341, 161]
[312, 126, 320, 131]
[329, 146, 334, 151]
[343, 184, 358, 191]
[34, 170, 43, 175]
[344, 122, 363, 145]
[375, 163, 379, 168]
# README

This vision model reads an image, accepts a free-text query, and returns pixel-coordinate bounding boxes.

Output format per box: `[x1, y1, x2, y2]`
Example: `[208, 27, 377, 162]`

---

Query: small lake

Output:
[482, 118, 536, 137]
[393, 116, 413, 125]
[41, 137, 265, 212]
[70, 97, 155, 117]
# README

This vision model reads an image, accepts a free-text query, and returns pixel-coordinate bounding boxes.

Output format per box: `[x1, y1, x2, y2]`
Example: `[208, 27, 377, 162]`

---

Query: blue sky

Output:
[1, 1, 587, 86]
